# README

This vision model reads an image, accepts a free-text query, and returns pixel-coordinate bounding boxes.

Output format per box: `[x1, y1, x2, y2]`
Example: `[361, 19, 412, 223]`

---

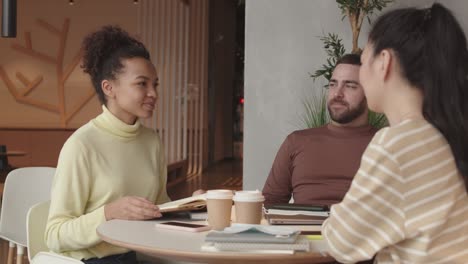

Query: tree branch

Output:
[15, 96, 59, 113]
[57, 18, 70, 74]
[24, 32, 32, 49]
[0, 66, 57, 112]
[36, 18, 61, 36]
[0, 66, 19, 96]
[357, 0, 369, 33]
[62, 49, 83, 83]
[16, 72, 43, 96]
[65, 89, 96, 122]
[11, 43, 57, 64]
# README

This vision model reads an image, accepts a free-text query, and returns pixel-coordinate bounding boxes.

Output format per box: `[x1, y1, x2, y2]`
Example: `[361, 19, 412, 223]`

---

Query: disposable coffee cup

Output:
[233, 190, 265, 224]
[206, 189, 234, 230]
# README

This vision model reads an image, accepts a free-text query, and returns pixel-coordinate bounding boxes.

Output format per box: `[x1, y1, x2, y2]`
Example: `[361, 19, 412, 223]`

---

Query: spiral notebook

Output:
[265, 214, 327, 225]
[205, 224, 300, 244]
[202, 224, 309, 254]
[263, 204, 329, 225]
[201, 236, 310, 254]
[205, 229, 299, 244]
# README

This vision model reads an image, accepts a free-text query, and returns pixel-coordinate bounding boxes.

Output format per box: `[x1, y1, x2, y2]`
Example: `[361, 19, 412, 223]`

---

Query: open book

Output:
[157, 194, 206, 213]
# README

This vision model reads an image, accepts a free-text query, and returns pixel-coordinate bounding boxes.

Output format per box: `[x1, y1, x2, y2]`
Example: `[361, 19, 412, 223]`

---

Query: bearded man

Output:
[263, 54, 378, 206]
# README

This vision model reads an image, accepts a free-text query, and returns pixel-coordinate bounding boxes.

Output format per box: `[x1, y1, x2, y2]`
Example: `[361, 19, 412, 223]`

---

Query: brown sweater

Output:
[263, 124, 378, 206]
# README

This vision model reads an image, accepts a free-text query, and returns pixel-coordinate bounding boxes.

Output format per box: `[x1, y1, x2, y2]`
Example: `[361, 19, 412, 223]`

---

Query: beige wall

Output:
[0, 0, 138, 128]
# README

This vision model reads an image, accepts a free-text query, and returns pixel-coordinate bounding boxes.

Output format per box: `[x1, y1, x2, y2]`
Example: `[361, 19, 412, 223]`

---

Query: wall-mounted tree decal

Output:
[0, 18, 94, 127]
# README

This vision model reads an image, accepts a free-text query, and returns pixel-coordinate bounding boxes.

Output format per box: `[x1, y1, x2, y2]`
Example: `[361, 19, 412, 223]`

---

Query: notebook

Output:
[189, 211, 208, 220]
[202, 224, 309, 254]
[265, 214, 327, 225]
[201, 236, 310, 253]
[205, 224, 300, 244]
[263, 204, 330, 225]
[267, 203, 329, 212]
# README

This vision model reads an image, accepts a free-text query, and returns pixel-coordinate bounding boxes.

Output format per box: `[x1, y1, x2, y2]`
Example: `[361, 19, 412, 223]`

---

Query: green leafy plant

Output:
[299, 89, 329, 128]
[310, 33, 346, 82]
[300, 0, 392, 129]
[368, 110, 388, 128]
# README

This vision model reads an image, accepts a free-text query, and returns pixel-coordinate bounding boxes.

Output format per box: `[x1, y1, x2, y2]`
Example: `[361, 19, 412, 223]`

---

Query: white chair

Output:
[27, 201, 83, 263]
[31, 252, 83, 264]
[0, 167, 55, 264]
[26, 201, 50, 261]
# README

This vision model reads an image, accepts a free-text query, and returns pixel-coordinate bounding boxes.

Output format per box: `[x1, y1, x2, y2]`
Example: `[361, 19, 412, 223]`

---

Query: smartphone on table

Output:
[155, 221, 211, 232]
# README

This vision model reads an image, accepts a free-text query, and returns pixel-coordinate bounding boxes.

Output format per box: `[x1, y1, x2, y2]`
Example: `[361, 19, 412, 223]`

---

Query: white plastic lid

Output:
[206, 189, 234, 199]
[233, 190, 265, 202]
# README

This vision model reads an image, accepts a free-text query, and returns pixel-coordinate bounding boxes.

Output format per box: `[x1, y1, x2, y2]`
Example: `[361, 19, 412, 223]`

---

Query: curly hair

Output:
[81, 25, 150, 104]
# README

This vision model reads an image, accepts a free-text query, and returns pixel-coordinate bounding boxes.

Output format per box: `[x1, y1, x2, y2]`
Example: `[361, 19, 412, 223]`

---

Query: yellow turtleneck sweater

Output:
[45, 106, 170, 260]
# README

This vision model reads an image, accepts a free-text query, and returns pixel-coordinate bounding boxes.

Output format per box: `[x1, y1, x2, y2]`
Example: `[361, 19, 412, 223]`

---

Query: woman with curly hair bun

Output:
[45, 25, 169, 264]
[323, 3, 468, 263]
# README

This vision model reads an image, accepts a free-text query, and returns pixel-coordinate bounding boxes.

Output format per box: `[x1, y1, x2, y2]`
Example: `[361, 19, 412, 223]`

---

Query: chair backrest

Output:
[31, 252, 83, 264]
[0, 167, 55, 246]
[27, 201, 84, 263]
[27, 201, 50, 260]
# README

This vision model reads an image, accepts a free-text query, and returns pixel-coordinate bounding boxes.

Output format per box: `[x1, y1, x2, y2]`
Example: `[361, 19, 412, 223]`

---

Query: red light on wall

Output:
[239, 98, 244, 104]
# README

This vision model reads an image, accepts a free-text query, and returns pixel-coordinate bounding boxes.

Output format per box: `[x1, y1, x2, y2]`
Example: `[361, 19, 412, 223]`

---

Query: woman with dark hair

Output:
[45, 25, 170, 264]
[323, 3, 468, 263]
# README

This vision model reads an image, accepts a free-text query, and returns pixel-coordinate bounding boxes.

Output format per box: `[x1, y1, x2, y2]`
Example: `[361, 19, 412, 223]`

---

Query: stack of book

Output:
[201, 224, 310, 254]
[263, 204, 330, 225]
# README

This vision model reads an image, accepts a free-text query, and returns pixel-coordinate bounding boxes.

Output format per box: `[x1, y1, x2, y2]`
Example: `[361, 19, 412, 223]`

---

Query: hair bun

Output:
[79, 25, 150, 104]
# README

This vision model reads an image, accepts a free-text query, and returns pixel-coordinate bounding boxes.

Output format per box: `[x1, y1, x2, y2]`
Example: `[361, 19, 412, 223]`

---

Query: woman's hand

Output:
[104, 196, 162, 221]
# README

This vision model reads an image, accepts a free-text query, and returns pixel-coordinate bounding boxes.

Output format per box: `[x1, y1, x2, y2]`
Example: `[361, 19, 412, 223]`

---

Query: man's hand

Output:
[104, 196, 162, 221]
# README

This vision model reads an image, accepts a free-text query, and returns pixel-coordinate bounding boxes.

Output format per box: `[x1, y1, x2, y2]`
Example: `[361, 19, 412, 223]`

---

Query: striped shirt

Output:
[322, 119, 468, 263]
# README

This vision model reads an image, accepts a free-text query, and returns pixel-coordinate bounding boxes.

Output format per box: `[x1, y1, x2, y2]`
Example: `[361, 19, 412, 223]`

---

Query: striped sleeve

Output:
[323, 134, 405, 263]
